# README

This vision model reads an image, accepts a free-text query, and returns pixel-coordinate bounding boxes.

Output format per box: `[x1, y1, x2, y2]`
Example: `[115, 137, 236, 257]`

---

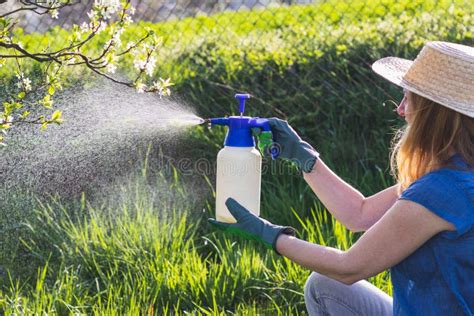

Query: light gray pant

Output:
[304, 272, 393, 316]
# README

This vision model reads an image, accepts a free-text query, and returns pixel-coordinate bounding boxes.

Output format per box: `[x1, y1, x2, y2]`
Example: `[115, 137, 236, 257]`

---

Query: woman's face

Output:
[397, 89, 412, 124]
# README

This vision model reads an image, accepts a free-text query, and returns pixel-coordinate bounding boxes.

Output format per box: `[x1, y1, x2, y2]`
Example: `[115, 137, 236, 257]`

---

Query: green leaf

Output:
[3, 102, 12, 115]
[48, 85, 55, 96]
[50, 110, 64, 125]
[20, 110, 30, 119]
[40, 95, 53, 109]
[18, 91, 26, 99]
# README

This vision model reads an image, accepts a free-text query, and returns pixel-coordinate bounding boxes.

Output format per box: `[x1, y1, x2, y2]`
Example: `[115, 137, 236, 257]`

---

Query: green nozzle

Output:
[257, 131, 273, 156]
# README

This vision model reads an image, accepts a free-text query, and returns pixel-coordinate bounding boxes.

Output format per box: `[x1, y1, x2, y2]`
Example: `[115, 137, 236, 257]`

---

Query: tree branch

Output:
[59, 52, 134, 88]
[1, 0, 78, 18]
[0, 42, 61, 62]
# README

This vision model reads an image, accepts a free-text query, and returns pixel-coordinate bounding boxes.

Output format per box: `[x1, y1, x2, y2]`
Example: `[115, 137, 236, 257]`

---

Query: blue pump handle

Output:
[249, 118, 271, 131]
[209, 94, 278, 159]
[235, 93, 250, 114]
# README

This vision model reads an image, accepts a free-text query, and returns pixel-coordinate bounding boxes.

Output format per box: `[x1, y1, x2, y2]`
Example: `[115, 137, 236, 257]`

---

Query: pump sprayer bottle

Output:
[208, 94, 278, 223]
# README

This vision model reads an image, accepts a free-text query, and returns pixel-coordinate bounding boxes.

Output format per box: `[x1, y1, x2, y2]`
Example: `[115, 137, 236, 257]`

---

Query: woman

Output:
[209, 41, 474, 315]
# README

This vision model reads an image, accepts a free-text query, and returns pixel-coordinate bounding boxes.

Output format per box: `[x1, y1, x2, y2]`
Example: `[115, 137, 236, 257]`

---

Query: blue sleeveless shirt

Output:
[392, 155, 474, 315]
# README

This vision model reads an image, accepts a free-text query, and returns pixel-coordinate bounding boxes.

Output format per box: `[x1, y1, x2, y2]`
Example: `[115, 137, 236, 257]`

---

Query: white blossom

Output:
[95, 0, 121, 10]
[152, 81, 160, 89]
[145, 57, 156, 76]
[152, 79, 172, 98]
[51, 9, 59, 19]
[124, 15, 133, 25]
[94, 0, 121, 19]
[106, 63, 117, 74]
[133, 58, 146, 71]
[161, 78, 171, 86]
[130, 6, 136, 15]
[97, 21, 107, 33]
[102, 11, 112, 20]
[112, 29, 123, 46]
[80, 22, 90, 33]
[136, 82, 146, 93]
[16, 73, 32, 92]
[87, 10, 97, 20]
[23, 78, 32, 92]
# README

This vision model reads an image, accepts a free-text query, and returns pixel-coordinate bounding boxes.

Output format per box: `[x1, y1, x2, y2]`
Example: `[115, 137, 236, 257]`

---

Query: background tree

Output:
[0, 0, 172, 146]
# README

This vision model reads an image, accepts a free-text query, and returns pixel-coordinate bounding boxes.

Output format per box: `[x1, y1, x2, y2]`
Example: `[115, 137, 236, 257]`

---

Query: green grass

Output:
[0, 133, 393, 314]
[0, 162, 390, 315]
[2, 0, 472, 313]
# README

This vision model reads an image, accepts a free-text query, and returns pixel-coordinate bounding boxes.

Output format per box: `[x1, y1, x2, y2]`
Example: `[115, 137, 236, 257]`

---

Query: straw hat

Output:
[372, 41, 474, 118]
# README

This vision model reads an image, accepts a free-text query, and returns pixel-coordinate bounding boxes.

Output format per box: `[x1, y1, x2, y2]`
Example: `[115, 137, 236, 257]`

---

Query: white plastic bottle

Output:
[215, 146, 261, 223]
[210, 94, 275, 223]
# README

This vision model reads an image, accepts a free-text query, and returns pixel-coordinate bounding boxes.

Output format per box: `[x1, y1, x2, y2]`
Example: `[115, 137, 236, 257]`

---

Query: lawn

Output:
[1, 0, 473, 314]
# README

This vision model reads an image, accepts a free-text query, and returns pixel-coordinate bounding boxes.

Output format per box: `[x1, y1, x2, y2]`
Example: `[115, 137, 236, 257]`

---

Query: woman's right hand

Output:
[268, 118, 319, 173]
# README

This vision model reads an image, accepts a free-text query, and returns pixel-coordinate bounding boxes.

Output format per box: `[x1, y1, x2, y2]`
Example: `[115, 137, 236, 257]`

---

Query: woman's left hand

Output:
[208, 198, 296, 253]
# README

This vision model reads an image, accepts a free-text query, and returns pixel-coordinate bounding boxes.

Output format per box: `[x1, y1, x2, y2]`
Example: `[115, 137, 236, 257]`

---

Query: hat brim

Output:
[372, 57, 413, 88]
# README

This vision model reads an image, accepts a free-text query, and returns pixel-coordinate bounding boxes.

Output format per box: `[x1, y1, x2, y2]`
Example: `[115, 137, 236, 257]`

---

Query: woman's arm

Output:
[304, 159, 399, 232]
[267, 118, 398, 231]
[275, 199, 456, 285]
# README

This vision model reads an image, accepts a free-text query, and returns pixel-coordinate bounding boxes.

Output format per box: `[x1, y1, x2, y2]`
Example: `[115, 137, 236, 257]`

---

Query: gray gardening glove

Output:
[268, 118, 319, 173]
[208, 198, 296, 254]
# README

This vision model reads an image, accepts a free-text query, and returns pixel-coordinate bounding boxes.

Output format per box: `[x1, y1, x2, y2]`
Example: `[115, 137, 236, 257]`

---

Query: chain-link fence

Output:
[4, 1, 473, 117]
[3, 0, 312, 33]
[1, 4, 473, 311]
[2, 0, 474, 165]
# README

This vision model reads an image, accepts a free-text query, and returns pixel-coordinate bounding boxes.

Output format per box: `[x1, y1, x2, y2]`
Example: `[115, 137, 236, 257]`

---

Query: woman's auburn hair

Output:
[390, 92, 474, 192]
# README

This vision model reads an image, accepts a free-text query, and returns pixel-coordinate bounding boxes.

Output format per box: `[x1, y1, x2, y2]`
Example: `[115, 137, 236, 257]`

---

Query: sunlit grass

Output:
[0, 162, 391, 314]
